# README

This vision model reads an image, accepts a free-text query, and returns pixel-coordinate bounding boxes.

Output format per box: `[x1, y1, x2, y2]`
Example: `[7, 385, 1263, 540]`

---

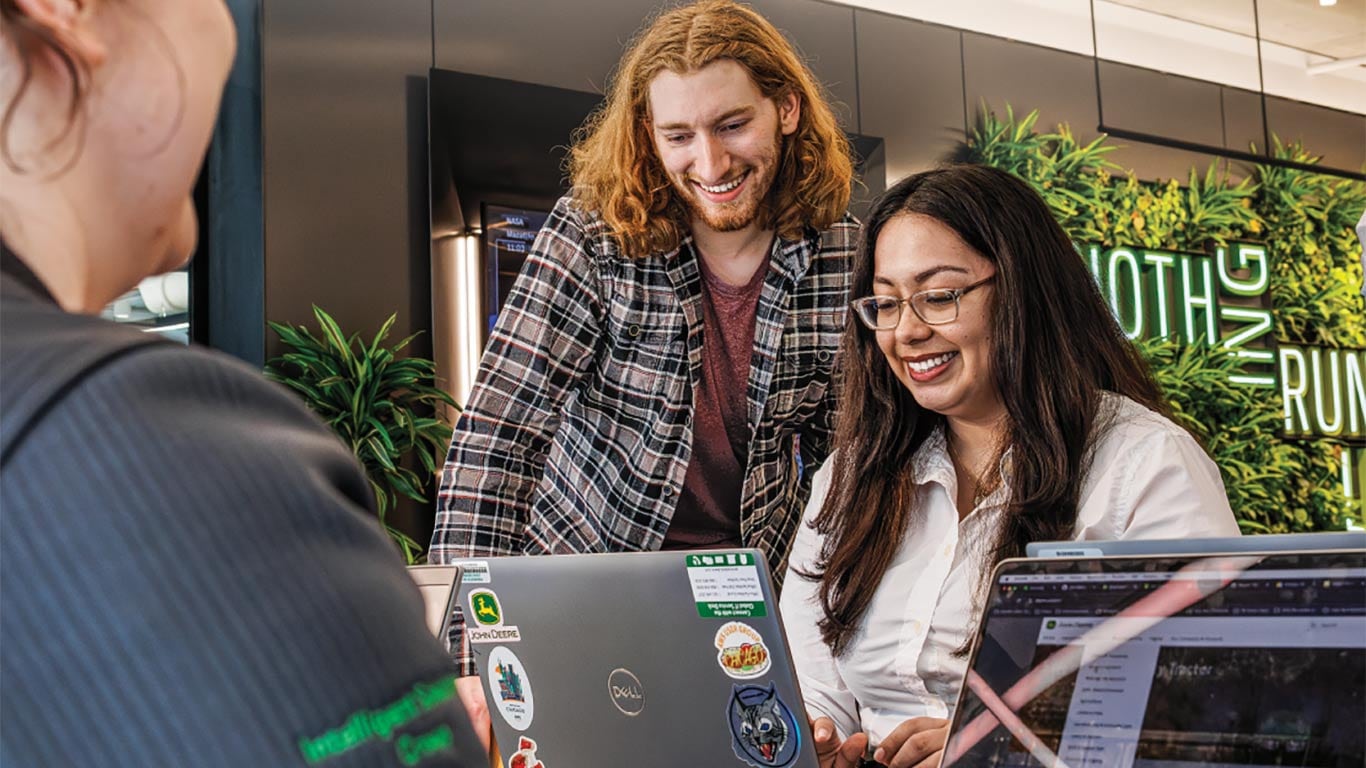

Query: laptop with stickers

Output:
[940, 549, 1365, 768]
[452, 549, 820, 768]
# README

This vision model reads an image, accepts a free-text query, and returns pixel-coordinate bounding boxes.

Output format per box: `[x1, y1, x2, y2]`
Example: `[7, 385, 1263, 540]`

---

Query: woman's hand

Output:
[873, 717, 949, 768]
[812, 716, 868, 768]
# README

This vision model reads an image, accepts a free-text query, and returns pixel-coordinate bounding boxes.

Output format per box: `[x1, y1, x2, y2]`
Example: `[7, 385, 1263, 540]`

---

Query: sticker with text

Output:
[714, 622, 771, 680]
[506, 736, 545, 768]
[487, 646, 535, 731]
[467, 588, 522, 644]
[454, 560, 491, 583]
[686, 553, 766, 618]
[727, 683, 801, 768]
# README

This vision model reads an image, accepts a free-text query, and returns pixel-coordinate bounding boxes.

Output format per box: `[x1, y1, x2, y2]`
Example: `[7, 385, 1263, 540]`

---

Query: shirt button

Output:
[911, 620, 924, 634]
[817, 350, 831, 363]
[663, 486, 675, 498]
[628, 324, 641, 338]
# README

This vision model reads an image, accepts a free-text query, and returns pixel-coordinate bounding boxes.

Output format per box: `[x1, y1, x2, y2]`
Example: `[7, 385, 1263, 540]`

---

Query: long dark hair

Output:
[807, 164, 1170, 656]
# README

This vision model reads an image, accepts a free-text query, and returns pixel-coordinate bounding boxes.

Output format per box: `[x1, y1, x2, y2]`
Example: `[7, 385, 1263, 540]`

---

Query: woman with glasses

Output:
[785, 165, 1237, 768]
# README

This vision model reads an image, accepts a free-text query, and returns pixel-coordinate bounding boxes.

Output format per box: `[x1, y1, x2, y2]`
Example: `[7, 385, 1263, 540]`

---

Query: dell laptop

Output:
[451, 549, 819, 768]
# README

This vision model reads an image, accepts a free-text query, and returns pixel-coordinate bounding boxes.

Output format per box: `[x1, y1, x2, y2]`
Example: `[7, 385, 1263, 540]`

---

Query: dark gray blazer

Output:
[0, 253, 482, 766]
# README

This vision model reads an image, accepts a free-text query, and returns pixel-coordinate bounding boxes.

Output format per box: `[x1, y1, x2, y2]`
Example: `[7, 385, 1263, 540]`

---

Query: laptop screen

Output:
[943, 551, 1365, 768]
[407, 565, 462, 639]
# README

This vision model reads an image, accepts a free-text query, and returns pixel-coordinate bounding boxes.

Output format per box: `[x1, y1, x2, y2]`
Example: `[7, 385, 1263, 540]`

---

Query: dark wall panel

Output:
[1266, 98, 1366, 173]
[434, 0, 639, 94]
[261, 0, 432, 353]
[744, 0, 859, 130]
[962, 32, 1100, 144]
[206, 0, 265, 366]
[1098, 60, 1225, 148]
[433, 0, 859, 128]
[1223, 86, 1266, 154]
[854, 11, 965, 182]
[961, 32, 1227, 182]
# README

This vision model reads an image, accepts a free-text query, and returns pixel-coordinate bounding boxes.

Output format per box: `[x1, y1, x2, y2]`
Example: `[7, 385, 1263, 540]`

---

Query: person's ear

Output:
[778, 90, 801, 136]
[10, 0, 108, 70]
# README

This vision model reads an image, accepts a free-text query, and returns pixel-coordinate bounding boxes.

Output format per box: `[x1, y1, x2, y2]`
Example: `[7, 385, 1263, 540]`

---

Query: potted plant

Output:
[265, 306, 457, 563]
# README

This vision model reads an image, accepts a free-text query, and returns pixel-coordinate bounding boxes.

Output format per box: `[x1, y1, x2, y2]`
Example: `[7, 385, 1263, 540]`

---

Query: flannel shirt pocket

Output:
[771, 311, 843, 419]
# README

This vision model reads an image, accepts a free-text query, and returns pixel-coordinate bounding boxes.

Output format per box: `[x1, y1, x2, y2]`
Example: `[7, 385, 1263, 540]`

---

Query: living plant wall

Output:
[962, 106, 1366, 533]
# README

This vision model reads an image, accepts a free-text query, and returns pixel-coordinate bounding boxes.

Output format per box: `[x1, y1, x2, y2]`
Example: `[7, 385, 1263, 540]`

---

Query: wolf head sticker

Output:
[727, 683, 800, 767]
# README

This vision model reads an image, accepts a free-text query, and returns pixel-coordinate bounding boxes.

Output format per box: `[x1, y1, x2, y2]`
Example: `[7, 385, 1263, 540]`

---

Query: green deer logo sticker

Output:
[469, 590, 502, 626]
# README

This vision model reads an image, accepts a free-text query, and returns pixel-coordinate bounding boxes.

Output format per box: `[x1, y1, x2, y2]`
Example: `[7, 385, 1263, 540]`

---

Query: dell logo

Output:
[607, 668, 645, 716]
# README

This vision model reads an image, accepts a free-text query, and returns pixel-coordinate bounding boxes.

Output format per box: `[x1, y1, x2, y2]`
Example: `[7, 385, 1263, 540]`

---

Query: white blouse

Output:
[780, 394, 1240, 744]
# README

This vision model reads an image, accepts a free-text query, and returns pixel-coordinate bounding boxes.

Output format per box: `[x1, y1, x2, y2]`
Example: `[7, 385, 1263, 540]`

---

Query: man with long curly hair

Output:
[429, 0, 858, 748]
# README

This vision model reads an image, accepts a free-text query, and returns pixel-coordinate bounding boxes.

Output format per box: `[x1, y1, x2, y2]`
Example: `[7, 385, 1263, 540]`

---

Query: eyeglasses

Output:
[849, 275, 996, 330]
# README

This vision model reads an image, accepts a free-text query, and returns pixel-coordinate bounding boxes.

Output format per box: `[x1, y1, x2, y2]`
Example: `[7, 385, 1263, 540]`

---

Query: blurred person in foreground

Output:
[781, 165, 1239, 768]
[0, 1, 480, 764]
[428, 0, 857, 747]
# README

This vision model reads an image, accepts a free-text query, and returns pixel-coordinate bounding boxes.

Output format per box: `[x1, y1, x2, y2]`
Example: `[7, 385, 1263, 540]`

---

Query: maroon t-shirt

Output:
[661, 254, 768, 549]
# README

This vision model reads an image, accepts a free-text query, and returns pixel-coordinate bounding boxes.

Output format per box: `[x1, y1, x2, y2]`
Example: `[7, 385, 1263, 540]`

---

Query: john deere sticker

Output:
[714, 622, 771, 680]
[685, 552, 766, 618]
[487, 646, 535, 731]
[467, 588, 521, 644]
[727, 683, 801, 767]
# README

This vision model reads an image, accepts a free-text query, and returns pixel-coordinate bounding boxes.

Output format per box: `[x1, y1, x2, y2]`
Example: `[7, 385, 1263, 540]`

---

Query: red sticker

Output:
[507, 736, 545, 768]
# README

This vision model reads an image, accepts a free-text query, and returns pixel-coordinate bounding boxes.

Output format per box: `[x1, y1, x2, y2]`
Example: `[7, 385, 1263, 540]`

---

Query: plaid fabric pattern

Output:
[431, 196, 855, 673]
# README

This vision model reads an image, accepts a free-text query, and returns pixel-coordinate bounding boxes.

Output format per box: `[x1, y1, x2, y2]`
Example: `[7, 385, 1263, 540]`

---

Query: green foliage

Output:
[265, 306, 457, 563]
[966, 105, 1366, 532]
[1254, 138, 1366, 350]
[1251, 138, 1366, 531]
[1137, 337, 1302, 532]
[965, 105, 1117, 244]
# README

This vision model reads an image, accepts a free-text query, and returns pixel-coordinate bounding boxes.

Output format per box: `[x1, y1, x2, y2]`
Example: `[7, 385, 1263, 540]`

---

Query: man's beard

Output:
[673, 133, 783, 233]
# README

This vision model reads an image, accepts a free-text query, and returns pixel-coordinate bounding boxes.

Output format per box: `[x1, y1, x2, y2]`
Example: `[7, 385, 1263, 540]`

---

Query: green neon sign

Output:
[1084, 242, 1364, 443]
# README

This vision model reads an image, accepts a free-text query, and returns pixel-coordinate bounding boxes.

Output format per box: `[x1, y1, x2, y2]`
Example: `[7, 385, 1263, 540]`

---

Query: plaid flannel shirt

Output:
[431, 196, 856, 674]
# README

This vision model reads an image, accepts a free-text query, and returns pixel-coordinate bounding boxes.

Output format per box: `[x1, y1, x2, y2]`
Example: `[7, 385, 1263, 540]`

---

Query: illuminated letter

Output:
[1179, 255, 1218, 346]
[1310, 348, 1344, 436]
[1280, 346, 1310, 435]
[1216, 243, 1270, 297]
[1220, 307, 1273, 351]
[1349, 445, 1360, 500]
[1143, 251, 1176, 338]
[1346, 349, 1365, 438]
[1107, 248, 1144, 340]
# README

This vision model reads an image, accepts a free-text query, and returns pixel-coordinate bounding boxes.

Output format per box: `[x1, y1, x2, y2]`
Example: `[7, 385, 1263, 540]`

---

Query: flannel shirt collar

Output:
[664, 225, 817, 283]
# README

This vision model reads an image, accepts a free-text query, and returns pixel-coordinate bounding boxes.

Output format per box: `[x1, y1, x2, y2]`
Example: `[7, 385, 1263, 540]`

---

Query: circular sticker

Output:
[714, 622, 771, 680]
[487, 646, 535, 731]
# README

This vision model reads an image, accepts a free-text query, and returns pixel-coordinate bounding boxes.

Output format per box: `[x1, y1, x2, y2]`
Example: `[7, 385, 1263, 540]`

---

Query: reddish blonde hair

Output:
[568, 0, 853, 258]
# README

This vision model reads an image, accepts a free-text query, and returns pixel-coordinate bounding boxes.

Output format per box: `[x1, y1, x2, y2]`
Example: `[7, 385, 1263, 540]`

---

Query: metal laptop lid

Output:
[452, 549, 819, 768]
[1025, 531, 1366, 558]
[407, 564, 463, 639]
[943, 549, 1366, 768]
